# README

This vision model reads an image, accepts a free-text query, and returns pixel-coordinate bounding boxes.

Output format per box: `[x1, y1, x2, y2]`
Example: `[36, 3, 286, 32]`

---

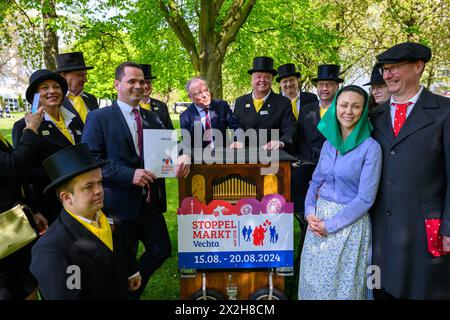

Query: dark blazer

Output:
[180, 99, 242, 148]
[300, 91, 318, 107]
[81, 101, 167, 220]
[0, 130, 41, 299]
[12, 111, 84, 223]
[293, 101, 326, 162]
[30, 209, 137, 300]
[149, 97, 174, 130]
[62, 91, 99, 127]
[370, 88, 450, 299]
[233, 91, 297, 149]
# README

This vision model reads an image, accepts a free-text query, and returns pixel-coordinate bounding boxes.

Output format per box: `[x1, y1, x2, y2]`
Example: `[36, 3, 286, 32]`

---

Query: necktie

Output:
[132, 108, 143, 158]
[68, 94, 88, 124]
[203, 108, 212, 143]
[50, 112, 75, 144]
[393, 102, 412, 137]
[319, 105, 328, 119]
[132, 108, 151, 203]
[291, 96, 299, 120]
[253, 99, 264, 112]
[139, 101, 151, 111]
[0, 132, 9, 146]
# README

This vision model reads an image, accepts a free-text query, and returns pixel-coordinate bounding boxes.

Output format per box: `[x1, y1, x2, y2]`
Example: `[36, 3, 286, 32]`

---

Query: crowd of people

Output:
[0, 41, 449, 300]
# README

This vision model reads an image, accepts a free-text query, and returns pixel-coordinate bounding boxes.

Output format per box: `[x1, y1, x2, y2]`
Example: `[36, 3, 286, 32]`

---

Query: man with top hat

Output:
[30, 143, 141, 299]
[276, 63, 318, 122]
[233, 56, 296, 150]
[138, 64, 174, 130]
[370, 42, 450, 299]
[364, 63, 390, 112]
[56, 52, 99, 125]
[81, 61, 190, 299]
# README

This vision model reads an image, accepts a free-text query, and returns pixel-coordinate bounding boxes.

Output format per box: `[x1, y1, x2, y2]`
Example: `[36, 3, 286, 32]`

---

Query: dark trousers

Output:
[123, 199, 171, 300]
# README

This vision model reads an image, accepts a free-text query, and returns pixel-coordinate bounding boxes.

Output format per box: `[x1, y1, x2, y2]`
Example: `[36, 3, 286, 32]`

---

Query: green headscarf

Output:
[317, 85, 373, 155]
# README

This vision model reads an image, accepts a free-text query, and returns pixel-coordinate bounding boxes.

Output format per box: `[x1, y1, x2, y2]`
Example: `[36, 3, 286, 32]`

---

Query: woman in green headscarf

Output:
[298, 85, 382, 300]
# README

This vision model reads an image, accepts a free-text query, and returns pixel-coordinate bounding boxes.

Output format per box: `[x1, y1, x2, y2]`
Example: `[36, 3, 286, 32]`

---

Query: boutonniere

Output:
[42, 130, 50, 136]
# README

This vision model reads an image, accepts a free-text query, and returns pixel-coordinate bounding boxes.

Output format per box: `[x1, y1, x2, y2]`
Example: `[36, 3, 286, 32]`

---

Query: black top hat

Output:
[25, 69, 68, 104]
[276, 63, 301, 82]
[363, 64, 386, 86]
[139, 64, 157, 80]
[248, 56, 277, 76]
[376, 42, 432, 65]
[43, 143, 106, 194]
[55, 52, 94, 73]
[312, 64, 344, 83]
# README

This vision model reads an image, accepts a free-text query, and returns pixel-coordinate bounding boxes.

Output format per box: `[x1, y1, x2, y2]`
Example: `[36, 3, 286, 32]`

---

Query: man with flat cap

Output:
[30, 143, 141, 299]
[138, 64, 174, 130]
[364, 63, 390, 112]
[370, 42, 450, 299]
[56, 52, 99, 125]
[233, 56, 296, 150]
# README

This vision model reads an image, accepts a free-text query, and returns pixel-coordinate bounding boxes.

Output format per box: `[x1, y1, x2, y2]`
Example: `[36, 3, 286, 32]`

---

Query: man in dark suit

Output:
[233, 56, 296, 151]
[138, 64, 174, 130]
[370, 42, 450, 299]
[276, 63, 318, 121]
[30, 143, 140, 299]
[56, 52, 99, 125]
[181, 77, 243, 149]
[81, 62, 190, 299]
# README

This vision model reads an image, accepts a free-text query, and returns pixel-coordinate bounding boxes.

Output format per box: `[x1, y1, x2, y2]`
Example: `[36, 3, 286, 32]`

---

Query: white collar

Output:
[252, 90, 271, 102]
[390, 85, 424, 106]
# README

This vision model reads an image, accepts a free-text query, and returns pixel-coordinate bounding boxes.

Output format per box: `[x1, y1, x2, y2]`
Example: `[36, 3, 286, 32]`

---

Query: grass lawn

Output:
[1, 112, 302, 300]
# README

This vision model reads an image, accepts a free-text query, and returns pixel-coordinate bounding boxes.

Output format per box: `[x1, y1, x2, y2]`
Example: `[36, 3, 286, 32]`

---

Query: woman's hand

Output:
[306, 215, 328, 237]
[33, 212, 48, 235]
[24, 107, 44, 134]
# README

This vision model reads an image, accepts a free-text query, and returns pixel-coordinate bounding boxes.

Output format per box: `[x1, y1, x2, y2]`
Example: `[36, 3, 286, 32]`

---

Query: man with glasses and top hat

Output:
[233, 56, 296, 151]
[56, 52, 99, 126]
[30, 143, 141, 299]
[364, 63, 390, 113]
[138, 64, 174, 130]
[370, 42, 450, 300]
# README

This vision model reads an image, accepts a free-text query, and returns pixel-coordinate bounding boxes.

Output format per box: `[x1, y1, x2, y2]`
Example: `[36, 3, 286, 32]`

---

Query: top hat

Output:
[247, 57, 277, 76]
[139, 64, 157, 80]
[55, 52, 94, 73]
[363, 64, 386, 86]
[312, 64, 344, 83]
[276, 63, 301, 83]
[25, 69, 68, 104]
[376, 42, 432, 65]
[43, 143, 106, 194]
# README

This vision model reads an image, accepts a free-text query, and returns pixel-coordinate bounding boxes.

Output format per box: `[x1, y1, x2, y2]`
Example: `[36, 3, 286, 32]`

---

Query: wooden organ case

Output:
[178, 148, 295, 300]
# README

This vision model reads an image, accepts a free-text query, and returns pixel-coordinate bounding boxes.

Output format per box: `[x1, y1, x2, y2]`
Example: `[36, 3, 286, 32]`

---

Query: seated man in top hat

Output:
[30, 143, 141, 299]
[138, 64, 174, 130]
[56, 52, 99, 125]
[180, 77, 243, 149]
[364, 63, 390, 112]
[233, 56, 296, 150]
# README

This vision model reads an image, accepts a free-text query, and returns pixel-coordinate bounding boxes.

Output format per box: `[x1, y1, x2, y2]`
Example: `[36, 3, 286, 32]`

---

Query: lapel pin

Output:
[245, 103, 251, 108]
[42, 130, 50, 136]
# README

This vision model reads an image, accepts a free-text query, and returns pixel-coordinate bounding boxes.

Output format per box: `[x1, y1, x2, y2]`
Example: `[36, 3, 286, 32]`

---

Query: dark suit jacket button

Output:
[390, 150, 396, 156]
[387, 180, 393, 186]
[386, 211, 392, 216]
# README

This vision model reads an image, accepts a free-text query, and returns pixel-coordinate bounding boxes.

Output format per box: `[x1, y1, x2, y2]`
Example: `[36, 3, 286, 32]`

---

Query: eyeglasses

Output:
[189, 88, 210, 97]
[379, 61, 411, 76]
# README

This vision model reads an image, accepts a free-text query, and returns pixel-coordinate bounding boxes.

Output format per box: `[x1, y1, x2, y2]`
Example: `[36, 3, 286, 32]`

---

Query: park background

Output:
[0, 0, 449, 299]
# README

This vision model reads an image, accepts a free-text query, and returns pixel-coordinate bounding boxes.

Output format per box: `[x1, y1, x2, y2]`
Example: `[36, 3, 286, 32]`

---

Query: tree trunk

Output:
[41, 0, 58, 70]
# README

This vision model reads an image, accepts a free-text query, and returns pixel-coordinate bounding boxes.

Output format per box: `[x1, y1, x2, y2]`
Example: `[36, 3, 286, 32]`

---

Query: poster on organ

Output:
[177, 194, 294, 269]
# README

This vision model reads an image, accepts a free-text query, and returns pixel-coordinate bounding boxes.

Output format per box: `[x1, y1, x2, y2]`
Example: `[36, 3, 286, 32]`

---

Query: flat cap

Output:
[376, 42, 431, 64]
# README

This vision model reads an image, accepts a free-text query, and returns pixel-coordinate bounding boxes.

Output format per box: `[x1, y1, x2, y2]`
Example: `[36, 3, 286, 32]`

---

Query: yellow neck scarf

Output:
[291, 96, 299, 120]
[320, 105, 328, 119]
[139, 101, 151, 111]
[68, 93, 88, 124]
[0, 132, 9, 146]
[67, 209, 113, 251]
[48, 111, 75, 145]
[253, 99, 264, 113]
